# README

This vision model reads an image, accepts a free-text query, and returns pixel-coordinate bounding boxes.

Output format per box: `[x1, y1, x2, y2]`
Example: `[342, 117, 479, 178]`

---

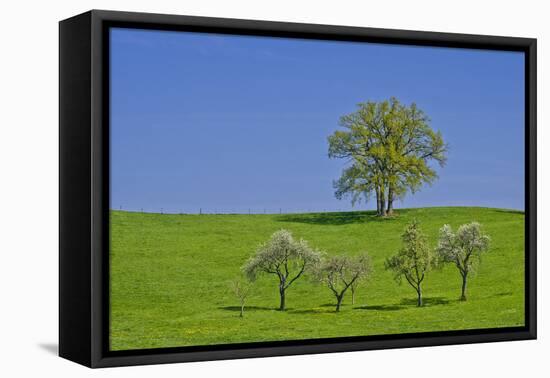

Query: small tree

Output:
[436, 222, 490, 301]
[316, 254, 372, 312]
[231, 279, 252, 317]
[242, 230, 322, 311]
[385, 220, 433, 307]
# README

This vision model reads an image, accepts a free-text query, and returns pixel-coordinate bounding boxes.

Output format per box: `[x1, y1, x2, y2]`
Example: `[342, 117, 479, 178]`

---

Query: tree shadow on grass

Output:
[318, 303, 340, 308]
[355, 297, 451, 311]
[491, 291, 513, 298]
[219, 305, 276, 312]
[290, 309, 328, 314]
[276, 210, 403, 226]
[355, 304, 403, 311]
[292, 302, 389, 314]
[399, 296, 451, 307]
[316, 302, 373, 310]
[491, 209, 525, 215]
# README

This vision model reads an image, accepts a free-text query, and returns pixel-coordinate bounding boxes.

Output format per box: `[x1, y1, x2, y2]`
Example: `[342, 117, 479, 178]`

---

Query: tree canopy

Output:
[436, 222, 490, 301]
[230, 278, 252, 317]
[328, 97, 447, 216]
[315, 253, 372, 311]
[242, 229, 322, 311]
[385, 219, 434, 306]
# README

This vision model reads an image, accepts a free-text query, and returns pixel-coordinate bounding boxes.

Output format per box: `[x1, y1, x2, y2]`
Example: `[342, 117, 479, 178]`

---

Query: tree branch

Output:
[284, 260, 307, 290]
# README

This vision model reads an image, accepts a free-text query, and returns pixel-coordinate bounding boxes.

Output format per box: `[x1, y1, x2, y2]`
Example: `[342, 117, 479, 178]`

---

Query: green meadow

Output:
[110, 207, 525, 351]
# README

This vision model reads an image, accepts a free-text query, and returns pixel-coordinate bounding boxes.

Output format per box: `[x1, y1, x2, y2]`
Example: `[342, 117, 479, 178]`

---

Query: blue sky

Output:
[110, 28, 525, 213]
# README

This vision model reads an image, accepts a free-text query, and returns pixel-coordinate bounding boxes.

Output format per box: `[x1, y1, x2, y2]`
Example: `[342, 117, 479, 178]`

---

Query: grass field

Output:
[110, 207, 525, 351]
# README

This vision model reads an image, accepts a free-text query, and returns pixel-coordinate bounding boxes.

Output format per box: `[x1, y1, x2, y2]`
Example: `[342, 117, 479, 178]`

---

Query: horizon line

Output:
[109, 205, 525, 216]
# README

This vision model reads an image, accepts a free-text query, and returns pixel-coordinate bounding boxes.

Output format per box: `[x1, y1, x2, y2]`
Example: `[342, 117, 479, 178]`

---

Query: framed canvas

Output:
[59, 10, 537, 368]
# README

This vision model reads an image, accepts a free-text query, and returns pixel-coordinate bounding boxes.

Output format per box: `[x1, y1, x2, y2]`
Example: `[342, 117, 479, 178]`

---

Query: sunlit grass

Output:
[110, 207, 525, 350]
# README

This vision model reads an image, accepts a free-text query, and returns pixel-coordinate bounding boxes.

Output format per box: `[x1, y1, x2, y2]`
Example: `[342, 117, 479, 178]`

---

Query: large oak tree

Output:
[328, 97, 447, 216]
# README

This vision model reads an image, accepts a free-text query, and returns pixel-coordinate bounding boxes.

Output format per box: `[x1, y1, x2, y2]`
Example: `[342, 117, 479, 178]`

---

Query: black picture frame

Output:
[59, 9, 537, 368]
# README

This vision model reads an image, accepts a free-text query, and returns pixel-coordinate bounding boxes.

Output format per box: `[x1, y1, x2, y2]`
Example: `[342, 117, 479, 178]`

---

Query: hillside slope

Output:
[110, 207, 525, 350]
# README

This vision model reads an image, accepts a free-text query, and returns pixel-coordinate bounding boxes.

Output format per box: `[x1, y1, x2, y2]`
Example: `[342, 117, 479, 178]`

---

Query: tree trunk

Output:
[417, 286, 423, 307]
[375, 186, 381, 215]
[460, 273, 468, 301]
[279, 287, 286, 311]
[240, 302, 244, 317]
[380, 189, 387, 217]
[387, 186, 394, 215]
[351, 289, 355, 305]
[335, 294, 344, 312]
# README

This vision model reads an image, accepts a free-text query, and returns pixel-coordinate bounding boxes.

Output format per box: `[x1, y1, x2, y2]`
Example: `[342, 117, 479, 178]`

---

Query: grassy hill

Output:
[110, 207, 525, 351]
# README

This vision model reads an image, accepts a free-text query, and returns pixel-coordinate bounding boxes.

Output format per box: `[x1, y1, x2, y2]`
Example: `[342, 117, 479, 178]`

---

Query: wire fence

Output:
[112, 205, 360, 215]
